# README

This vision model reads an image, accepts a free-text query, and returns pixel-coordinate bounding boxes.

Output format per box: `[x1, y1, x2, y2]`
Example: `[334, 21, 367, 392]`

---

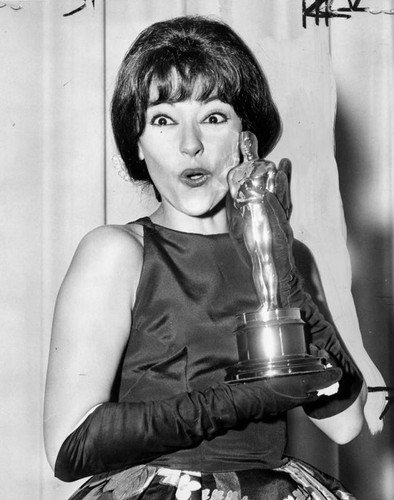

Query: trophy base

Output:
[225, 307, 327, 382]
[225, 354, 327, 383]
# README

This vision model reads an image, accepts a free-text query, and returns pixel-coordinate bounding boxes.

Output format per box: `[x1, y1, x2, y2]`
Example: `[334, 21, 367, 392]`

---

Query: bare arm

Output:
[44, 224, 143, 469]
[308, 382, 367, 444]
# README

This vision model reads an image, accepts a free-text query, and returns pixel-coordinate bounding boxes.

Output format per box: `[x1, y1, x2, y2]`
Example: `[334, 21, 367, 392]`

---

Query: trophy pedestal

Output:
[226, 307, 326, 382]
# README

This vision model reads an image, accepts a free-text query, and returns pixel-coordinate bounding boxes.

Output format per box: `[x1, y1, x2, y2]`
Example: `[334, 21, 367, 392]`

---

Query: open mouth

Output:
[180, 168, 211, 187]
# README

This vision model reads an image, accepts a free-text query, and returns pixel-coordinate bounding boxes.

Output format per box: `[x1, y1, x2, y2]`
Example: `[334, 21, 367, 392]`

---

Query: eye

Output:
[151, 114, 176, 126]
[203, 112, 228, 124]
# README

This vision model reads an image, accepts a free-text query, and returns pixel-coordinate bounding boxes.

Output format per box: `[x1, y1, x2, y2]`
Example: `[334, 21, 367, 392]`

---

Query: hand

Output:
[266, 369, 342, 400]
[233, 368, 343, 423]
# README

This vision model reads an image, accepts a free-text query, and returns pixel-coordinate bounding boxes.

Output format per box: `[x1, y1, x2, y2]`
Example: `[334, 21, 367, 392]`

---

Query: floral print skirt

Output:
[68, 458, 356, 500]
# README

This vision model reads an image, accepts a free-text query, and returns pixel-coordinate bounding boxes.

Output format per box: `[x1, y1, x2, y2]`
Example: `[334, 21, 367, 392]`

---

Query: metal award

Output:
[226, 132, 326, 382]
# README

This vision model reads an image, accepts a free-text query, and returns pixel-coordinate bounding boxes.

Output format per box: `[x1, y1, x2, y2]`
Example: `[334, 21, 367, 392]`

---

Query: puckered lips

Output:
[180, 168, 211, 187]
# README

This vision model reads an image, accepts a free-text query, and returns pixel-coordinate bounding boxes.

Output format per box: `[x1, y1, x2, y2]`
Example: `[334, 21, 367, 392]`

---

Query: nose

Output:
[179, 122, 203, 157]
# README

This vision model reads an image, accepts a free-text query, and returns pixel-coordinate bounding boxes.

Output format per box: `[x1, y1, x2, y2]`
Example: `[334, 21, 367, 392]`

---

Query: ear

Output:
[137, 143, 145, 161]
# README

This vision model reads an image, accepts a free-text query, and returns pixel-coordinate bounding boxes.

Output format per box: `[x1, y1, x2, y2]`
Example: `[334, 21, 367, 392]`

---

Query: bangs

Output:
[141, 49, 242, 105]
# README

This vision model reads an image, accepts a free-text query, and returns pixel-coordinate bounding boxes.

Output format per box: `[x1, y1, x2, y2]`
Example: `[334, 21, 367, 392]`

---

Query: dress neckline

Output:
[135, 216, 230, 238]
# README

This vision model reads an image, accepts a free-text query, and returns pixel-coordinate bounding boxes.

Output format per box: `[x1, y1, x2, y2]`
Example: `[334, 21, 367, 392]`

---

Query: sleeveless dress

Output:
[69, 218, 356, 500]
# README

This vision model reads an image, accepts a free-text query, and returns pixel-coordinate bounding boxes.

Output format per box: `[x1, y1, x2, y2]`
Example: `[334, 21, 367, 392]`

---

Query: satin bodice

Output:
[118, 217, 287, 472]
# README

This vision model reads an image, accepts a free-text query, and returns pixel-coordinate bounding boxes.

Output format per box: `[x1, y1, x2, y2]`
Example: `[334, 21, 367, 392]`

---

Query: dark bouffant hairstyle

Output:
[111, 15, 281, 186]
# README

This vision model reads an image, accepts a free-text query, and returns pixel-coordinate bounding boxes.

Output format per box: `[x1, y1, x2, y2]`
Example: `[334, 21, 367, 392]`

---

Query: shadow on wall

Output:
[335, 90, 394, 500]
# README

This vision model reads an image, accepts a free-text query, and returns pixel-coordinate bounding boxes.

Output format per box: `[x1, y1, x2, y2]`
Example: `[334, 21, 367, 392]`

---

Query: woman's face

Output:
[138, 83, 242, 220]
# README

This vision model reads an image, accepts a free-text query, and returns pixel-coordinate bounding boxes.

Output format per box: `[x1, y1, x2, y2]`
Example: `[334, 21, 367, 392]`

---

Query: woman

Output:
[44, 16, 366, 499]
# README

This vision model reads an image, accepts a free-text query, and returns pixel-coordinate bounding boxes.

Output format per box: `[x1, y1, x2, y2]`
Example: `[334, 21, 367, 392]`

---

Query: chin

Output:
[182, 204, 214, 217]
[182, 196, 226, 218]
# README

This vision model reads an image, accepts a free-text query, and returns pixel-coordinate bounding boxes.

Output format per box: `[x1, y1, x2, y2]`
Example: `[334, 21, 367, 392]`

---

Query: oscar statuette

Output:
[226, 132, 327, 382]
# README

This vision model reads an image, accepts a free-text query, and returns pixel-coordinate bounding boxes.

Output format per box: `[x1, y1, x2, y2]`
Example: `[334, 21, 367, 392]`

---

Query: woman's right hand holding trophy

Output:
[226, 132, 344, 398]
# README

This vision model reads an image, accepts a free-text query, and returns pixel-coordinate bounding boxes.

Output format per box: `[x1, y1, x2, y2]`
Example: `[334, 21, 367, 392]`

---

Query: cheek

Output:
[142, 151, 176, 193]
[139, 139, 172, 171]
[138, 130, 170, 159]
[215, 135, 241, 168]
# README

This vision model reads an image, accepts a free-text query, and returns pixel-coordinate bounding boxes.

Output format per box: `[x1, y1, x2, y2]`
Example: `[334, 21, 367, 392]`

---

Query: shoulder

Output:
[64, 224, 145, 304]
[74, 224, 143, 267]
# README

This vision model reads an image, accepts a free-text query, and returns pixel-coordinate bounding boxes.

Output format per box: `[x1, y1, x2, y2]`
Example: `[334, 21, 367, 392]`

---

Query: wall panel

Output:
[331, 11, 394, 499]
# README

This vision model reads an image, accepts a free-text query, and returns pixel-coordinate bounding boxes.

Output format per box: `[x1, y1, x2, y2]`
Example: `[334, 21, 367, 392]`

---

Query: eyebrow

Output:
[147, 95, 225, 107]
[147, 99, 175, 107]
[203, 95, 222, 104]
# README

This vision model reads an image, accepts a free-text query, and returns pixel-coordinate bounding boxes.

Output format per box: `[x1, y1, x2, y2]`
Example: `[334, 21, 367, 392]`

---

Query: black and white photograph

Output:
[1, 1, 393, 499]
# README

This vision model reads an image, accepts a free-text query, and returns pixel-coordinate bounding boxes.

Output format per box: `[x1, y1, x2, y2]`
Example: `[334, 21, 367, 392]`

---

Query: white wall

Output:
[331, 10, 394, 498]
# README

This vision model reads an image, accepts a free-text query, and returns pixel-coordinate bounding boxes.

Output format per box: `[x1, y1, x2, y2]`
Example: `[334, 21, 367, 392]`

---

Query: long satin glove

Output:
[258, 183, 364, 418]
[227, 143, 363, 420]
[55, 371, 340, 482]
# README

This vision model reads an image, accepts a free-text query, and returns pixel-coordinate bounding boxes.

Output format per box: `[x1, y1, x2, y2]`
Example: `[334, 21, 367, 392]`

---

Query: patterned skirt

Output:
[68, 458, 356, 500]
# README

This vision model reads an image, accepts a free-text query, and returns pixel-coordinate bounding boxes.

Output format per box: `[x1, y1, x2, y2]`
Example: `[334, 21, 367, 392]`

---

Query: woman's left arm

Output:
[308, 381, 367, 444]
[293, 240, 367, 443]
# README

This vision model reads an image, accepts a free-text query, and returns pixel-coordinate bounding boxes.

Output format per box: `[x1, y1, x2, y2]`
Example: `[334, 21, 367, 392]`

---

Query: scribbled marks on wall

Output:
[63, 0, 95, 17]
[303, 0, 394, 27]
[0, 2, 22, 10]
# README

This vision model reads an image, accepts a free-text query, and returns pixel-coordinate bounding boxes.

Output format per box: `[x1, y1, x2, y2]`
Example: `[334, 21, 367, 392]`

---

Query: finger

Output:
[268, 368, 342, 398]
[277, 159, 293, 219]
[263, 191, 289, 228]
[273, 170, 288, 201]
[278, 158, 292, 183]
[274, 170, 292, 218]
